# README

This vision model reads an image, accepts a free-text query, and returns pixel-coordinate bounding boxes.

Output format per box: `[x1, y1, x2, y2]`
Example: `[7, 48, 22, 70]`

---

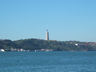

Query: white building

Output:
[0, 49, 5, 52]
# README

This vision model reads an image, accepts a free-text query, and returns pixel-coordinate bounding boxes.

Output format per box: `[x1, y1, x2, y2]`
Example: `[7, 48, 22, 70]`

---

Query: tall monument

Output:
[46, 30, 49, 40]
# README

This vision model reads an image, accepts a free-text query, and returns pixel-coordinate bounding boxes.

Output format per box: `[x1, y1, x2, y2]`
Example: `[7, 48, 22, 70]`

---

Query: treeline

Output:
[0, 38, 96, 51]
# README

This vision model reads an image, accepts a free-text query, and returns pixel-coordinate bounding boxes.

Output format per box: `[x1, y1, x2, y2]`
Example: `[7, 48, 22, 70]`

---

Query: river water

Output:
[0, 51, 96, 72]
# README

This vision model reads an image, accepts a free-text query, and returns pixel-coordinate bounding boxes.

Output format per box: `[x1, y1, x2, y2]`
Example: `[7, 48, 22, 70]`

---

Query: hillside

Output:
[0, 39, 96, 51]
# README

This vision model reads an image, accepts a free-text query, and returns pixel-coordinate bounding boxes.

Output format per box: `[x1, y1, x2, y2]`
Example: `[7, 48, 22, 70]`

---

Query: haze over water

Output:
[0, 51, 96, 72]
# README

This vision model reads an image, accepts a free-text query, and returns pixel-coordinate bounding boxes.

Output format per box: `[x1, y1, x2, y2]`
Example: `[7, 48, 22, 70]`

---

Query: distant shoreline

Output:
[0, 38, 96, 52]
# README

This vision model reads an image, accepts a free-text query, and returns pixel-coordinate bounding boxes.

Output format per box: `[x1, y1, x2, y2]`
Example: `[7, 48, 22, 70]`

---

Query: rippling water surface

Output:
[0, 51, 96, 72]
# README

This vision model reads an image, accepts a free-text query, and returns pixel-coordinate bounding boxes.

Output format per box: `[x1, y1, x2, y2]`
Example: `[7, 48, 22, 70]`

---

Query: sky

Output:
[0, 0, 96, 42]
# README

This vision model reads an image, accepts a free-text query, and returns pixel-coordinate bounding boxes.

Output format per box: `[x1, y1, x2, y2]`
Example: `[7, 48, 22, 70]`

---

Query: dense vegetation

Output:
[0, 38, 96, 51]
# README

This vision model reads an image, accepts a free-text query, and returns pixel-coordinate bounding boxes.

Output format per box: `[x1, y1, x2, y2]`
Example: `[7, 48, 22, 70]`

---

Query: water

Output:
[0, 51, 96, 72]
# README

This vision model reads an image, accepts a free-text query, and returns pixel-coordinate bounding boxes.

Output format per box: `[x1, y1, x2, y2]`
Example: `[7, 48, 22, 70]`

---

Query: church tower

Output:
[46, 30, 49, 40]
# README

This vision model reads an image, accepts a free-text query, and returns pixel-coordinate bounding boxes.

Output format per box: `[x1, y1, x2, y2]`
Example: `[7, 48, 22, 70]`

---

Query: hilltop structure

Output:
[46, 30, 49, 40]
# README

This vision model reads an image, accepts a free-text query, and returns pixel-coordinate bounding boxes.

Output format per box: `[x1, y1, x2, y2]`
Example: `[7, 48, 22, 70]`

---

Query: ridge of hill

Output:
[0, 39, 96, 51]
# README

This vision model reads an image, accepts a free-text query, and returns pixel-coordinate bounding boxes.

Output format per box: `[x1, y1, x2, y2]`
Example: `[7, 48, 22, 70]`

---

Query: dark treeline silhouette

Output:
[0, 39, 96, 51]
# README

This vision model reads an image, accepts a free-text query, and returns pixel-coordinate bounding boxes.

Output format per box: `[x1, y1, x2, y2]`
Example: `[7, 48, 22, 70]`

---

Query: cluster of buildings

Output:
[0, 48, 27, 52]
